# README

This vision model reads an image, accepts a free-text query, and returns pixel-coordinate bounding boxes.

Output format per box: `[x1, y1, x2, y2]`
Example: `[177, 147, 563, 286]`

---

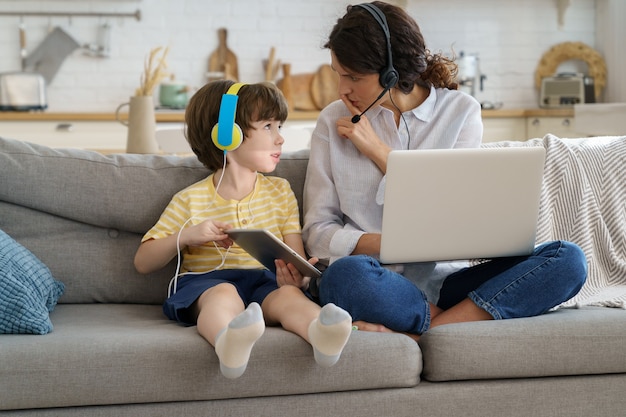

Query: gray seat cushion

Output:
[0, 304, 421, 410]
[419, 306, 626, 381]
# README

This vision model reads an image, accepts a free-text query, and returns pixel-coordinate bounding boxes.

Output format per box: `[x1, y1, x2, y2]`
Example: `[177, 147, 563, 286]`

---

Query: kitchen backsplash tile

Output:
[0, 0, 595, 111]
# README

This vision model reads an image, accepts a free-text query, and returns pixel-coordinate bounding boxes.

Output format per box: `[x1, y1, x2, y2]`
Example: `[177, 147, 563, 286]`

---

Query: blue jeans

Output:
[319, 240, 587, 334]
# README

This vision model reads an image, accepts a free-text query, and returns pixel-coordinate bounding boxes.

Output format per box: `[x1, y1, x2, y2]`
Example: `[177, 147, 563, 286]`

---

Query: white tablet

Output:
[226, 229, 322, 278]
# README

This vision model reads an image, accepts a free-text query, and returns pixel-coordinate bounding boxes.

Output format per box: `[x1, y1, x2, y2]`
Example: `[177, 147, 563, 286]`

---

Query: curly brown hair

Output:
[325, 1, 458, 93]
[184, 80, 289, 171]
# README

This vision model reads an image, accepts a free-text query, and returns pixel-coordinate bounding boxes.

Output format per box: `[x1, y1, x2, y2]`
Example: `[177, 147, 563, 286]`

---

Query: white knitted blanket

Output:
[485, 135, 626, 309]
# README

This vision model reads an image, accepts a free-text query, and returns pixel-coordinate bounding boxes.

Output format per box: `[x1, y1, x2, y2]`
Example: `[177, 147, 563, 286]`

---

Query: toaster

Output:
[0, 72, 47, 111]
[539, 73, 595, 108]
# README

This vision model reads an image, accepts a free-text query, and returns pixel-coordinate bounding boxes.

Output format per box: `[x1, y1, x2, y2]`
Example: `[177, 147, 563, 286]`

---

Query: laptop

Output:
[379, 146, 546, 263]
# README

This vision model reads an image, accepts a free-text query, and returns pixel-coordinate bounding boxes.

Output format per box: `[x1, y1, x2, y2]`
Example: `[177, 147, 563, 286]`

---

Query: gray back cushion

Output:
[0, 137, 309, 304]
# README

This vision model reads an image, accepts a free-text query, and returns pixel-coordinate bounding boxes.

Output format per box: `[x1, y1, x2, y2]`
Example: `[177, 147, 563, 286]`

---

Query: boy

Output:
[134, 81, 352, 379]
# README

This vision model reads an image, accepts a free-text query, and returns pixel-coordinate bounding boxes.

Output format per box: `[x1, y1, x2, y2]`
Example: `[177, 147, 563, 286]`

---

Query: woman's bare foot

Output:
[351, 303, 444, 342]
[352, 320, 421, 342]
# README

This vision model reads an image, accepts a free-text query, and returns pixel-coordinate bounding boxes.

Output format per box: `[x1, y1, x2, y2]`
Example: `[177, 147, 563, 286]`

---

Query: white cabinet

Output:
[281, 120, 315, 152]
[0, 119, 315, 154]
[574, 103, 626, 136]
[482, 113, 578, 143]
[0, 111, 581, 153]
[0, 121, 128, 152]
[482, 117, 527, 143]
[526, 116, 576, 139]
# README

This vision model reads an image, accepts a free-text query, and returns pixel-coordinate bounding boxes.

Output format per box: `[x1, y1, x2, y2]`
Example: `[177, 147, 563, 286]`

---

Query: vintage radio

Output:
[540, 73, 595, 108]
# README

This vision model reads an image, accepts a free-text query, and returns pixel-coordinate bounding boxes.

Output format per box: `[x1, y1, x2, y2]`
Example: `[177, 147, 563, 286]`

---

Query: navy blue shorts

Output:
[163, 269, 278, 325]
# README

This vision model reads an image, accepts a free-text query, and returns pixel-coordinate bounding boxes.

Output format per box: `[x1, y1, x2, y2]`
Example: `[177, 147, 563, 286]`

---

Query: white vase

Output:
[115, 96, 158, 154]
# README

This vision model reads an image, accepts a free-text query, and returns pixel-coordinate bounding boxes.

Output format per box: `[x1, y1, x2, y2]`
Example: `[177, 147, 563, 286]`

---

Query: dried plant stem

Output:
[135, 46, 170, 96]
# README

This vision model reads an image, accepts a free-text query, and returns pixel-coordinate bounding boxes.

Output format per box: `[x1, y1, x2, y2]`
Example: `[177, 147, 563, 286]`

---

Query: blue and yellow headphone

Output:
[211, 82, 246, 152]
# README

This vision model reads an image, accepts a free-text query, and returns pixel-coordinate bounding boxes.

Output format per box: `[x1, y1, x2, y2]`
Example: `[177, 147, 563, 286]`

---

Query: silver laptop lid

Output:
[379, 146, 546, 263]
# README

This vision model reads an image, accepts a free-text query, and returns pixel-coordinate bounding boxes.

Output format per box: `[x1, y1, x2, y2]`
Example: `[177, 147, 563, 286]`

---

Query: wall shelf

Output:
[0, 10, 141, 21]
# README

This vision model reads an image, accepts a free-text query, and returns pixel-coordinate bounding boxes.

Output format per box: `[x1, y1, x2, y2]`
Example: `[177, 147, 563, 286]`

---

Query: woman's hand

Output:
[352, 233, 381, 256]
[274, 256, 318, 289]
[337, 94, 392, 173]
[182, 220, 233, 249]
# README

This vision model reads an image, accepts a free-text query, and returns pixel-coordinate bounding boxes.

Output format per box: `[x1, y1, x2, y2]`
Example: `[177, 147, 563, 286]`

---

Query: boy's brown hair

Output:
[185, 80, 289, 171]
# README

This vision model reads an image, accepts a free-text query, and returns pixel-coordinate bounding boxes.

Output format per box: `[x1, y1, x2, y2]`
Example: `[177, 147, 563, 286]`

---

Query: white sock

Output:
[214, 302, 265, 379]
[308, 303, 352, 367]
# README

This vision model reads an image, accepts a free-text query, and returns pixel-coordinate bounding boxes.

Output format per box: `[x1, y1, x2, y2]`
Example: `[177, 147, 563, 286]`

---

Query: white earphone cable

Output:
[168, 152, 229, 297]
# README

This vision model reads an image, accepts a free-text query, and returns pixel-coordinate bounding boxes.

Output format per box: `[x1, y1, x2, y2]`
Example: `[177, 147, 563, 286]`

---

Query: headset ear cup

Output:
[229, 123, 243, 151]
[211, 122, 243, 152]
[380, 66, 399, 89]
[210, 123, 221, 149]
[212, 82, 246, 152]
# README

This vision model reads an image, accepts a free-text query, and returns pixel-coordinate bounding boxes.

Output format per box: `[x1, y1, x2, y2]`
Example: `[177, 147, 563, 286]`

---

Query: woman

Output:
[302, 2, 586, 340]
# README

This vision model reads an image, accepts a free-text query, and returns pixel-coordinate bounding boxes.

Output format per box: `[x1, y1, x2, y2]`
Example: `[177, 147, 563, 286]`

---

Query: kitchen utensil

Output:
[0, 72, 47, 111]
[310, 64, 339, 109]
[24, 27, 80, 84]
[457, 52, 487, 98]
[276, 72, 316, 111]
[279, 63, 293, 111]
[158, 79, 189, 108]
[83, 22, 111, 57]
[263, 47, 281, 81]
[19, 22, 27, 71]
[208, 28, 239, 82]
[265, 46, 276, 82]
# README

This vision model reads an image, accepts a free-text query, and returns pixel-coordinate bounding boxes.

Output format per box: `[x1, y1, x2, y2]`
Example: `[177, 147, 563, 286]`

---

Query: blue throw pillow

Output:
[0, 230, 65, 334]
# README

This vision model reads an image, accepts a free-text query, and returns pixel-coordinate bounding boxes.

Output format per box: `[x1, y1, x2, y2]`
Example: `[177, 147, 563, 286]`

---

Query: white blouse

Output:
[302, 86, 483, 302]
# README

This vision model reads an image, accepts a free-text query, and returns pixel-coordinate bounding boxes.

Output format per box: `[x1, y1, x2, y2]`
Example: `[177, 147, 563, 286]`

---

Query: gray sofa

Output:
[1, 135, 625, 417]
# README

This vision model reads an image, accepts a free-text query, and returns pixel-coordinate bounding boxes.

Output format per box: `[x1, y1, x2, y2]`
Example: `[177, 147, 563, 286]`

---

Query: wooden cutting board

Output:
[277, 71, 316, 111]
[310, 64, 339, 109]
[208, 28, 239, 81]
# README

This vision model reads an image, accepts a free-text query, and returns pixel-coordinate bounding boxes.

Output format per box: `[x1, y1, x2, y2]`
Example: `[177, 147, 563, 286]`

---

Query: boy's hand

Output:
[274, 256, 318, 290]
[183, 220, 233, 249]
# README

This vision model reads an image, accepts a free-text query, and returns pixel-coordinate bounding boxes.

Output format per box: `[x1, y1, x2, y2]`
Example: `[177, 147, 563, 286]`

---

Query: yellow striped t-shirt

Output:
[142, 173, 301, 273]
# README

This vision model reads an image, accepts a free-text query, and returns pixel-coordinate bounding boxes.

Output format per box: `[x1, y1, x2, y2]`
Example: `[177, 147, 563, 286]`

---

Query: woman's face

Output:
[330, 51, 386, 113]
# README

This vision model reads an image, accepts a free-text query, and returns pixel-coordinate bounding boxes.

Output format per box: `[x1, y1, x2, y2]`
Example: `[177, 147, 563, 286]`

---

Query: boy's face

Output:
[230, 119, 284, 173]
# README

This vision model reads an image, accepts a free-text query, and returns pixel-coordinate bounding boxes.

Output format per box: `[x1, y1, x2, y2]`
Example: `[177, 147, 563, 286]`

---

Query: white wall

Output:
[596, 0, 626, 103]
[0, 0, 599, 112]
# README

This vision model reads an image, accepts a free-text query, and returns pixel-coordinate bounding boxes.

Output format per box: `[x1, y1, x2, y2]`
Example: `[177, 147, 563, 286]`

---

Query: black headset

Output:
[355, 3, 399, 90]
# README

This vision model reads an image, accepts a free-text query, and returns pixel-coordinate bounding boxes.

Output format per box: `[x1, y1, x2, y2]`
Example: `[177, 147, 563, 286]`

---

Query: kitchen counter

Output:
[0, 110, 319, 122]
[0, 108, 577, 152]
[481, 108, 574, 118]
[0, 108, 574, 122]
[0, 111, 185, 123]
